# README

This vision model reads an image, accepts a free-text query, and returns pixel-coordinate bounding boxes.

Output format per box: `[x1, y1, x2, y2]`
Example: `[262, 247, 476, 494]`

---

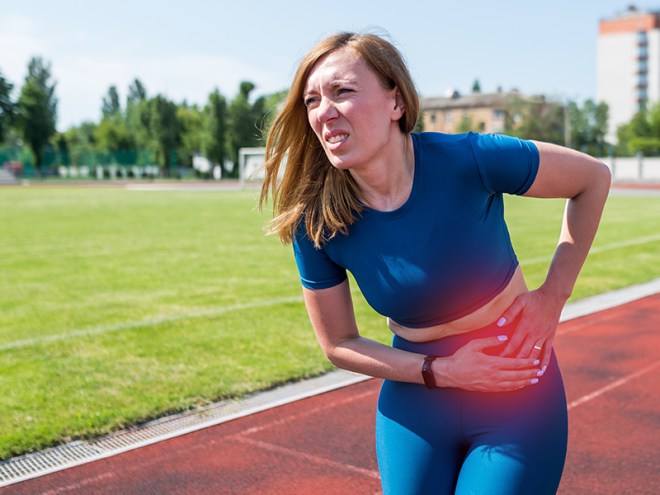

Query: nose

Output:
[316, 96, 338, 123]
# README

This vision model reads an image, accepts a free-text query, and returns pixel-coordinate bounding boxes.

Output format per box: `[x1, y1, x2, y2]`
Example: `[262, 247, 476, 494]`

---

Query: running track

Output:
[3, 294, 660, 494]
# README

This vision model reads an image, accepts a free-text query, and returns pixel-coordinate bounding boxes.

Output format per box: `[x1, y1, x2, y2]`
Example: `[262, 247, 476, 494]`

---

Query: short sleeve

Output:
[468, 132, 539, 195]
[292, 223, 347, 290]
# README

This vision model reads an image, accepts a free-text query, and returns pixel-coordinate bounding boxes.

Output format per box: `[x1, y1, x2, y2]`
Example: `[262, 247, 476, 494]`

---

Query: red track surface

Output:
[4, 295, 660, 495]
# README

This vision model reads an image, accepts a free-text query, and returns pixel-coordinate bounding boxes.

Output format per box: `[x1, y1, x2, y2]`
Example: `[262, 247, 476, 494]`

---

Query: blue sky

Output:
[0, 1, 651, 130]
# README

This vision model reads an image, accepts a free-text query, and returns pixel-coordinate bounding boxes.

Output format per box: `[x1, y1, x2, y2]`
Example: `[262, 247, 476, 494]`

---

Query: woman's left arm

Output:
[498, 141, 611, 371]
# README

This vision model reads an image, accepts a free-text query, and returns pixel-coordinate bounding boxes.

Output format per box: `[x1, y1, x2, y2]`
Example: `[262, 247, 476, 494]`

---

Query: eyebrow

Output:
[303, 79, 358, 97]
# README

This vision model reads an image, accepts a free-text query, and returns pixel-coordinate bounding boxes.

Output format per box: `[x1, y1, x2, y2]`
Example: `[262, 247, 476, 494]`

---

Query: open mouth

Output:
[326, 133, 348, 144]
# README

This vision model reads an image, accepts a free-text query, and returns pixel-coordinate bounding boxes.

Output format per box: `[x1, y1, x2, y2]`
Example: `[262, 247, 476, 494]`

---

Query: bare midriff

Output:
[387, 265, 529, 343]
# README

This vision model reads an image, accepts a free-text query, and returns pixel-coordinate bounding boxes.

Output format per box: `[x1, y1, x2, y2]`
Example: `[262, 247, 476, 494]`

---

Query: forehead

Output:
[304, 48, 375, 90]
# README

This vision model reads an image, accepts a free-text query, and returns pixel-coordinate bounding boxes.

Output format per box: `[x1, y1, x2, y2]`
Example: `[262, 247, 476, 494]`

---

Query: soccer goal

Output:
[238, 148, 287, 189]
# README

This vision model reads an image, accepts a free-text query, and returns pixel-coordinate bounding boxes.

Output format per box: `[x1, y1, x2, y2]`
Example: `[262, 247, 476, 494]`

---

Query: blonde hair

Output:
[259, 32, 419, 248]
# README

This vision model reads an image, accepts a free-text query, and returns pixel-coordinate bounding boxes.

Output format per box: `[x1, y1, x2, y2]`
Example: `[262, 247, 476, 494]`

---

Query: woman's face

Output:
[303, 47, 405, 171]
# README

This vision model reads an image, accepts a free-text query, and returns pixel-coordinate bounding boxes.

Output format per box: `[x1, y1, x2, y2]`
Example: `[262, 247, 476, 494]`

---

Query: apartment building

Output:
[421, 90, 523, 134]
[598, 5, 660, 143]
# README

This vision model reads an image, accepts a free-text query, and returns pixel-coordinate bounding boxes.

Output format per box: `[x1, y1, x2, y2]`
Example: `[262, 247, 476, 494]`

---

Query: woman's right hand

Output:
[434, 335, 543, 392]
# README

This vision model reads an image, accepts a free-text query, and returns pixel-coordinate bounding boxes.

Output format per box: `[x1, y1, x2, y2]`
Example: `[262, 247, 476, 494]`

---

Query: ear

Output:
[391, 86, 405, 121]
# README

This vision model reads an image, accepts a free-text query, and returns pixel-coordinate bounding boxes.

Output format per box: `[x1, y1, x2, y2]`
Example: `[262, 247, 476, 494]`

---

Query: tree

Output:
[568, 99, 609, 155]
[505, 95, 564, 145]
[102, 86, 120, 118]
[148, 95, 180, 175]
[204, 88, 228, 170]
[617, 105, 660, 156]
[16, 57, 58, 177]
[127, 79, 147, 105]
[226, 81, 267, 177]
[0, 69, 15, 143]
[472, 79, 481, 93]
[176, 102, 203, 167]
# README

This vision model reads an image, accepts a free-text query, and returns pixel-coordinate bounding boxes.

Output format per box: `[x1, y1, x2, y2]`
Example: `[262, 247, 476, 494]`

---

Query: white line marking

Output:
[232, 436, 381, 480]
[567, 361, 660, 411]
[0, 295, 304, 351]
[520, 233, 660, 266]
[0, 288, 363, 351]
[39, 472, 115, 495]
[234, 389, 377, 438]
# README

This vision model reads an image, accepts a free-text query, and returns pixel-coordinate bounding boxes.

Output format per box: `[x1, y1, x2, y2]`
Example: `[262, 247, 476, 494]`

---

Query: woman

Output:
[260, 32, 610, 495]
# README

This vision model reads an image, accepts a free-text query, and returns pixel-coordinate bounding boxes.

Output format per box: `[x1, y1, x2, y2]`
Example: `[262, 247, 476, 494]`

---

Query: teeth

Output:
[328, 134, 348, 143]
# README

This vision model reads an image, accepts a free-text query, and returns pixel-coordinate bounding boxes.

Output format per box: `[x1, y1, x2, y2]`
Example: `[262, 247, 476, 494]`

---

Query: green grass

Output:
[1, 188, 660, 460]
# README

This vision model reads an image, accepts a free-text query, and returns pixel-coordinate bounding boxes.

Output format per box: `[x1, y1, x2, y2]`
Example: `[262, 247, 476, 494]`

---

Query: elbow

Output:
[598, 161, 612, 189]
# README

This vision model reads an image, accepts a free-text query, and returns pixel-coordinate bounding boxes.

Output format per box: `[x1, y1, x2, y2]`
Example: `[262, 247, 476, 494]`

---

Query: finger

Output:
[529, 341, 544, 360]
[539, 338, 555, 374]
[489, 356, 541, 370]
[500, 327, 529, 357]
[469, 334, 510, 352]
[475, 375, 542, 392]
[495, 297, 525, 329]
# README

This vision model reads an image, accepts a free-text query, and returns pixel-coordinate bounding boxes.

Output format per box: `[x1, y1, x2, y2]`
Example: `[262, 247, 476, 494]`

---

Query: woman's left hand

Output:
[496, 286, 566, 374]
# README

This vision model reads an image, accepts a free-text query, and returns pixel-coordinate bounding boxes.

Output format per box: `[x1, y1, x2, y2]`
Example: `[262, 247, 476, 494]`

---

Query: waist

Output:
[388, 264, 528, 342]
[392, 315, 521, 357]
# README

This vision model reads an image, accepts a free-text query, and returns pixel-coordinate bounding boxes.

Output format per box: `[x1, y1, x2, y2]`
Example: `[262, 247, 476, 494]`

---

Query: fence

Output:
[0, 148, 187, 179]
[599, 156, 660, 182]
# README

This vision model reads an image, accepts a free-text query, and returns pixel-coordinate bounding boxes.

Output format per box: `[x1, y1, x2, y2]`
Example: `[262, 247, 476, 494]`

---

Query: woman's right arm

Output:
[303, 279, 543, 392]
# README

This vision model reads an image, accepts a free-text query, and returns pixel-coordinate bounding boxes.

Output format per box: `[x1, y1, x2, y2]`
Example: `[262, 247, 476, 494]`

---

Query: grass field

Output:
[2, 188, 660, 460]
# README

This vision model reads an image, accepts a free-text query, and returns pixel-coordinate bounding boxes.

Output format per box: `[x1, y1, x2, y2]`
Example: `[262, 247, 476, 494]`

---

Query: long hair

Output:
[259, 32, 419, 248]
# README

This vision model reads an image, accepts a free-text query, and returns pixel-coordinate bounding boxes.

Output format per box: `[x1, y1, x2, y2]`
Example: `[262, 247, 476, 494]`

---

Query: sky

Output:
[0, 0, 653, 131]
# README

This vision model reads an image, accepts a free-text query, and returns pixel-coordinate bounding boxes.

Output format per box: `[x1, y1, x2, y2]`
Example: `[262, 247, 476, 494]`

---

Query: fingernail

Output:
[497, 335, 508, 342]
[531, 378, 539, 384]
[533, 359, 540, 366]
[519, 386, 525, 389]
[497, 317, 506, 327]
[542, 365, 547, 373]
[537, 370, 544, 377]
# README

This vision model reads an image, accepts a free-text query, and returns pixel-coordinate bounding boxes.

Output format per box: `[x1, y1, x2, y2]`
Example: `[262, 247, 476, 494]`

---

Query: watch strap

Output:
[422, 355, 439, 390]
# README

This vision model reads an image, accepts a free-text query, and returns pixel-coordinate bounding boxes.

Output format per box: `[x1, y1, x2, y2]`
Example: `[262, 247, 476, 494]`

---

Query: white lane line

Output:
[520, 233, 660, 266]
[0, 296, 304, 351]
[232, 436, 381, 480]
[0, 287, 363, 351]
[39, 472, 115, 495]
[567, 360, 660, 411]
[234, 389, 377, 438]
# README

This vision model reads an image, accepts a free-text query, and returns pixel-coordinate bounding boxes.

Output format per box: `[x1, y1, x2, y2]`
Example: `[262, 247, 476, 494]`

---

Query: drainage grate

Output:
[3, 277, 660, 489]
[0, 369, 370, 488]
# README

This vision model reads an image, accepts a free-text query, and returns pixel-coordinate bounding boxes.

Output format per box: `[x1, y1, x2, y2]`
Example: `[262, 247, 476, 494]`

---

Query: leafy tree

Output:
[472, 79, 481, 93]
[53, 133, 70, 165]
[617, 106, 660, 156]
[0, 69, 15, 143]
[15, 57, 58, 177]
[203, 88, 228, 170]
[505, 95, 564, 145]
[176, 102, 203, 167]
[64, 121, 98, 166]
[95, 118, 137, 155]
[127, 79, 147, 105]
[226, 81, 267, 177]
[102, 86, 120, 118]
[148, 95, 180, 175]
[568, 99, 609, 155]
[454, 113, 476, 133]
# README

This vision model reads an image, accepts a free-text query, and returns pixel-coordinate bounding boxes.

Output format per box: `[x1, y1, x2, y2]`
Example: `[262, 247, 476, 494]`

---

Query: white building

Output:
[598, 6, 660, 143]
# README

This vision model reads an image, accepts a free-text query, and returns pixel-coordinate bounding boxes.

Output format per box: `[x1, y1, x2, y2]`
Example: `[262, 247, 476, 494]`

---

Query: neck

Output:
[349, 131, 415, 212]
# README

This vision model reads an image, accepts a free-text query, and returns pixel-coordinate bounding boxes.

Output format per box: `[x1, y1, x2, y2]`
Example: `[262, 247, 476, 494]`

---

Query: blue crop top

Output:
[292, 132, 539, 328]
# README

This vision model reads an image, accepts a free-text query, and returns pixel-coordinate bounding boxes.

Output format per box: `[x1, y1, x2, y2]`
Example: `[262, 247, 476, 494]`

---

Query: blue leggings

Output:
[376, 320, 568, 495]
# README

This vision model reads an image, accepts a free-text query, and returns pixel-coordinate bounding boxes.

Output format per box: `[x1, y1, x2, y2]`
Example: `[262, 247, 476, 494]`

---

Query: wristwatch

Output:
[422, 355, 439, 390]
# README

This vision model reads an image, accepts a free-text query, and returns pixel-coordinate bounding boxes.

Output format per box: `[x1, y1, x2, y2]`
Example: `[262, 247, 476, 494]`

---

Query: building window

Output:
[446, 112, 452, 124]
[430, 114, 436, 124]
[493, 110, 504, 120]
[463, 111, 469, 120]
[478, 122, 485, 131]
[513, 113, 522, 124]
